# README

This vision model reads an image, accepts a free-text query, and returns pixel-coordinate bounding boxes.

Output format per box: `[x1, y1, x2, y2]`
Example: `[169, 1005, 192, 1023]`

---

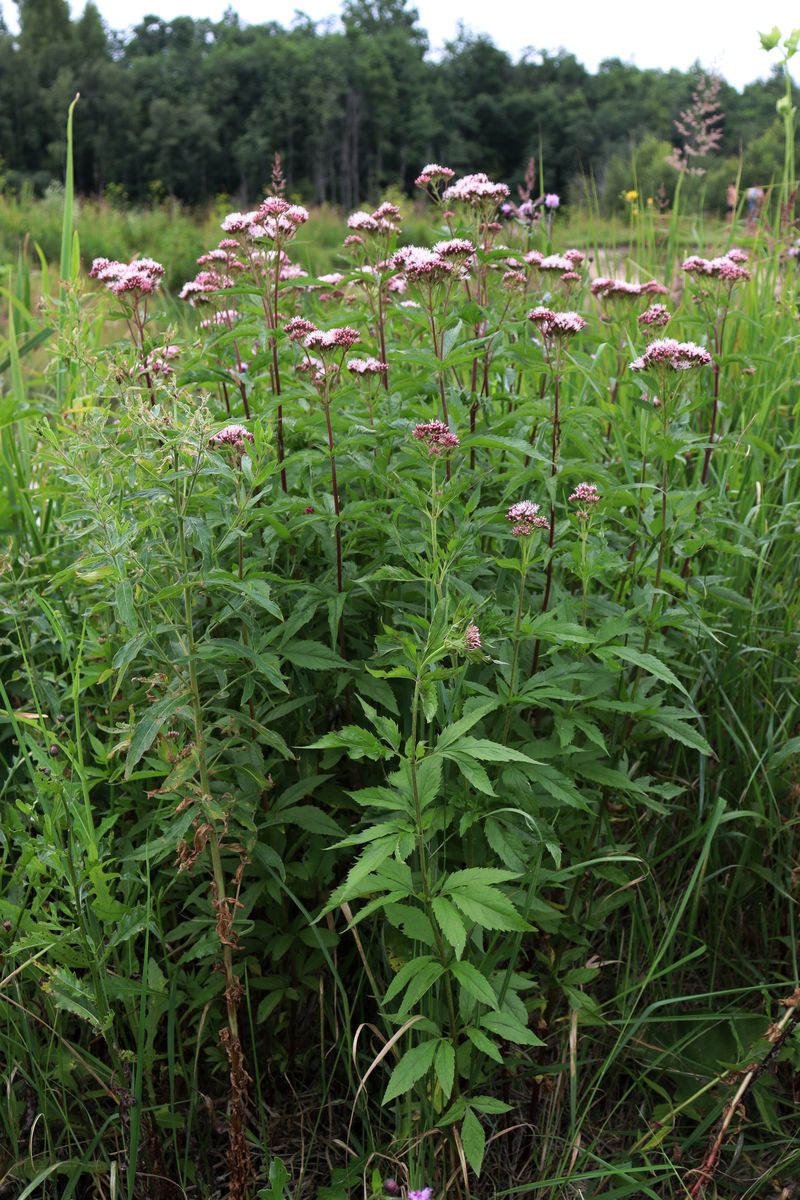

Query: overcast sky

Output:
[4, 0, 799, 89]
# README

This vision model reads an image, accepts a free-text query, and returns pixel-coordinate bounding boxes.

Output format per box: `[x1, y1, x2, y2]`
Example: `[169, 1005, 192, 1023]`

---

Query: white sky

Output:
[3, 0, 799, 89]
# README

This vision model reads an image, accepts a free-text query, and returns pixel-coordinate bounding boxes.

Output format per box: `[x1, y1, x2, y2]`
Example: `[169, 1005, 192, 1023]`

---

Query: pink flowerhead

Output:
[569, 481, 600, 505]
[91, 256, 164, 298]
[630, 338, 712, 372]
[415, 163, 455, 187]
[179, 269, 233, 304]
[304, 326, 361, 352]
[524, 250, 544, 267]
[503, 269, 527, 290]
[682, 254, 750, 284]
[221, 210, 258, 233]
[412, 420, 459, 455]
[442, 172, 510, 205]
[210, 424, 254, 450]
[143, 345, 180, 377]
[564, 248, 585, 265]
[347, 211, 379, 232]
[539, 253, 573, 273]
[544, 193, 560, 209]
[408, 1188, 433, 1200]
[507, 500, 549, 536]
[591, 277, 642, 300]
[640, 280, 669, 295]
[347, 357, 388, 376]
[527, 308, 587, 338]
[465, 624, 482, 650]
[638, 303, 671, 330]
[726, 247, 749, 263]
[391, 245, 453, 283]
[284, 316, 317, 342]
[432, 237, 475, 260]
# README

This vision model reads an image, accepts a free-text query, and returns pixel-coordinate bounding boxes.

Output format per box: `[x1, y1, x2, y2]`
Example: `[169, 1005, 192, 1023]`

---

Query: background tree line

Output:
[0, 0, 795, 210]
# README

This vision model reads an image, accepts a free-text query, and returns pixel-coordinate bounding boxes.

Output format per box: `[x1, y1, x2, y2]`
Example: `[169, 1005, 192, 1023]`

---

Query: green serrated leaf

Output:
[434, 1038, 455, 1101]
[461, 1108, 486, 1176]
[449, 960, 499, 1009]
[382, 1038, 437, 1104]
[432, 896, 467, 959]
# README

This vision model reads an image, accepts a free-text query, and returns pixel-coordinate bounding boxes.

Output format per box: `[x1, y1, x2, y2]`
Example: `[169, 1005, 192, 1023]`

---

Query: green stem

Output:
[408, 674, 460, 1097]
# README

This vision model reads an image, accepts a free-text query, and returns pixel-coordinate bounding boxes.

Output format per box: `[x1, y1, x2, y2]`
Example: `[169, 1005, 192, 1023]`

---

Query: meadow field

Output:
[0, 107, 799, 1200]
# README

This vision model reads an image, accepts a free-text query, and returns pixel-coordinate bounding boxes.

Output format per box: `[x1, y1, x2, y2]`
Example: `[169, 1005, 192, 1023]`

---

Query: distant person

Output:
[726, 183, 737, 222]
[746, 185, 765, 226]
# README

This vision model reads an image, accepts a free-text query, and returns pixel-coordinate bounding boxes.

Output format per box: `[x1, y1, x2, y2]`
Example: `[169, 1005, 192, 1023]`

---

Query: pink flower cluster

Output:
[638, 303, 671, 329]
[209, 424, 254, 450]
[630, 338, 712, 372]
[346, 201, 402, 236]
[179, 269, 234, 304]
[144, 345, 180, 376]
[432, 237, 476, 261]
[391, 245, 456, 284]
[412, 420, 460, 455]
[590, 277, 642, 300]
[465, 624, 482, 650]
[503, 269, 527, 290]
[415, 163, 455, 188]
[569, 481, 600, 521]
[544, 193, 560, 209]
[523, 251, 570, 274]
[507, 500, 549, 537]
[304, 327, 361, 352]
[284, 316, 317, 342]
[569, 481, 600, 504]
[221, 197, 309, 242]
[90, 256, 164, 296]
[442, 172, 510, 206]
[527, 307, 587, 338]
[347, 357, 388, 376]
[641, 280, 669, 295]
[682, 254, 751, 283]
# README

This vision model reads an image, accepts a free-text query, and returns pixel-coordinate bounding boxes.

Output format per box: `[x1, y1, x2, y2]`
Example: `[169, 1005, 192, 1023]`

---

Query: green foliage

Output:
[1, 116, 799, 1200]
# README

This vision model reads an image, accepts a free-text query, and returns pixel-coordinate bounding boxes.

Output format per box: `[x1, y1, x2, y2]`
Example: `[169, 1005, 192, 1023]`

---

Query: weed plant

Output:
[0, 122, 799, 1200]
